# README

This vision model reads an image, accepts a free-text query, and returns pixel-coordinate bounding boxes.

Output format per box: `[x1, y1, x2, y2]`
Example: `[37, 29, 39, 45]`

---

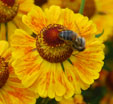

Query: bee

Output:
[59, 30, 85, 51]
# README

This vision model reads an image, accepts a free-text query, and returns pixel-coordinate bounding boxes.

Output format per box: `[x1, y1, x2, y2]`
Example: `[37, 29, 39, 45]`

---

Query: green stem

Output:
[5, 23, 8, 41]
[79, 0, 85, 14]
[44, 98, 49, 104]
[61, 63, 65, 72]
[41, 98, 50, 104]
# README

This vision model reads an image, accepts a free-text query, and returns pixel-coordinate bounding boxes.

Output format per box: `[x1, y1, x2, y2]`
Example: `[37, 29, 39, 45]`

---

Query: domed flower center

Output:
[0, 56, 9, 88]
[73, 0, 96, 18]
[106, 71, 113, 91]
[35, 0, 47, 6]
[70, 0, 75, 2]
[1, 0, 15, 7]
[0, 0, 19, 23]
[83, 0, 96, 18]
[36, 24, 73, 63]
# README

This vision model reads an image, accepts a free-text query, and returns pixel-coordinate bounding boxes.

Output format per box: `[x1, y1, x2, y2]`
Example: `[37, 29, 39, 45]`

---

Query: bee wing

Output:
[81, 37, 85, 46]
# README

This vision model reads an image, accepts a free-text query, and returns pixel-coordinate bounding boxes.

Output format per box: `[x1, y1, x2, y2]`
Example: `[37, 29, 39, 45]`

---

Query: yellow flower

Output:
[97, 70, 113, 104]
[0, 40, 37, 104]
[59, 95, 86, 104]
[42, 0, 113, 41]
[11, 6, 104, 100]
[100, 94, 113, 104]
[91, 0, 113, 41]
[42, 0, 80, 11]
[0, 0, 34, 41]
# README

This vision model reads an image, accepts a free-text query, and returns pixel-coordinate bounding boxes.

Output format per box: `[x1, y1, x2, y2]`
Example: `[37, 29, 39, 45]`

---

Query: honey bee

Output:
[59, 30, 85, 51]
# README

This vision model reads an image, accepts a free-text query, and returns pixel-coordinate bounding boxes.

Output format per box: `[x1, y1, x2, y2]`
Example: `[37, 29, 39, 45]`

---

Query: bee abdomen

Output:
[59, 30, 85, 52]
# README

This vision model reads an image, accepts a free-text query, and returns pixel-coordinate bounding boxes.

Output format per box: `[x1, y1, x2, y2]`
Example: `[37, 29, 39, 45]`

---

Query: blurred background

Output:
[35, 0, 113, 104]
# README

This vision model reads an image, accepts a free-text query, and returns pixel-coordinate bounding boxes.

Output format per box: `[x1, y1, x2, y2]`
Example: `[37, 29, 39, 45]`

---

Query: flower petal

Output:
[0, 41, 9, 56]
[22, 6, 47, 34]
[72, 39, 104, 84]
[44, 6, 62, 25]
[11, 29, 36, 59]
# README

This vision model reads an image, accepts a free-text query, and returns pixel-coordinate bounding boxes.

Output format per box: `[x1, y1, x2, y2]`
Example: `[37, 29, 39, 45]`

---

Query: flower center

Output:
[0, 56, 9, 88]
[0, 0, 19, 23]
[1, 0, 15, 7]
[70, 0, 75, 2]
[83, 0, 96, 18]
[106, 71, 113, 91]
[36, 24, 73, 63]
[73, 0, 96, 18]
[35, 0, 47, 6]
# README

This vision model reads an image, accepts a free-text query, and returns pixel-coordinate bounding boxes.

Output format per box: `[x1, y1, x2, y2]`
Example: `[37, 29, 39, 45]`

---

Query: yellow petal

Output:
[22, 6, 47, 34]
[0, 41, 9, 56]
[7, 21, 17, 41]
[45, 6, 61, 25]
[0, 24, 6, 40]
[11, 29, 36, 59]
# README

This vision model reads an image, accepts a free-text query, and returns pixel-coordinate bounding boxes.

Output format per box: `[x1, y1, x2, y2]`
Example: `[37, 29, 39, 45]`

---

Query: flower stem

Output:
[41, 98, 50, 104]
[44, 98, 49, 104]
[5, 23, 8, 41]
[79, 0, 85, 14]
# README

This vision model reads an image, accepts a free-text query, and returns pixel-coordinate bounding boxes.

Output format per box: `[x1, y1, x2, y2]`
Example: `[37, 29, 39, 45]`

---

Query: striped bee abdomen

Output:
[59, 30, 85, 52]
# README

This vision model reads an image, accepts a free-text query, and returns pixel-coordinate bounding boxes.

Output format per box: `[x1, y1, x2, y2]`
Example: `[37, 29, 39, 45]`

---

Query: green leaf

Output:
[36, 97, 58, 104]
[95, 30, 104, 38]
[31, 33, 37, 38]
[5, 23, 8, 41]
[103, 41, 113, 71]
[67, 58, 73, 65]
[61, 63, 65, 72]
[82, 86, 107, 104]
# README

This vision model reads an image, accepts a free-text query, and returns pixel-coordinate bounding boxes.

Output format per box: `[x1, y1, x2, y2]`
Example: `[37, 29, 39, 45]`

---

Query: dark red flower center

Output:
[83, 0, 96, 18]
[36, 24, 73, 63]
[73, 0, 96, 18]
[1, 0, 15, 7]
[35, 0, 47, 6]
[70, 0, 75, 2]
[106, 71, 113, 91]
[43, 24, 66, 47]
[0, 57, 9, 88]
[0, 0, 18, 23]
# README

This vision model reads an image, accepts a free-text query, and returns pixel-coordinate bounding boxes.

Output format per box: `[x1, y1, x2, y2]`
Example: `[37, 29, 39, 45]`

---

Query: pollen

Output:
[106, 71, 113, 91]
[43, 24, 66, 46]
[0, 0, 18, 23]
[0, 56, 9, 88]
[36, 24, 73, 63]
[1, 0, 15, 7]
